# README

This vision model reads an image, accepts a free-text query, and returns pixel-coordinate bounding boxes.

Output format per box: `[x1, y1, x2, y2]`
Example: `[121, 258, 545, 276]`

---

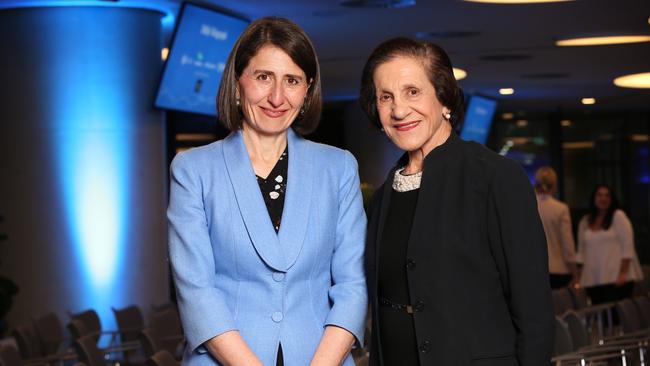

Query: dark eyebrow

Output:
[252, 70, 304, 81]
[401, 83, 420, 90]
[285, 74, 304, 81]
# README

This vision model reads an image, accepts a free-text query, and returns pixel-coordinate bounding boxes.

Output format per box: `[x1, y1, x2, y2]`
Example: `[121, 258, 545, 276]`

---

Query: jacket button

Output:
[271, 312, 283, 322]
[272, 272, 285, 282]
[419, 340, 431, 353]
[415, 300, 425, 312]
[406, 258, 416, 270]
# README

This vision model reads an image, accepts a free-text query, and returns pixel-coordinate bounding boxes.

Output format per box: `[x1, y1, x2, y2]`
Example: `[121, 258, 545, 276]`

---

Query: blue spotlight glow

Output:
[60, 133, 128, 289]
[40, 5, 157, 329]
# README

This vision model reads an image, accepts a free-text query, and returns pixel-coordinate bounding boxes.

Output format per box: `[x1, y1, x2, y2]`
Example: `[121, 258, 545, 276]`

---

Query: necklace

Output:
[392, 167, 422, 192]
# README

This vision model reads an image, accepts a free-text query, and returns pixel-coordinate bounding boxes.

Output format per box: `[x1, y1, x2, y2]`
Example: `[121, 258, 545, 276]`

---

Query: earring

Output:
[236, 98, 240, 107]
[300, 106, 305, 116]
[443, 112, 451, 120]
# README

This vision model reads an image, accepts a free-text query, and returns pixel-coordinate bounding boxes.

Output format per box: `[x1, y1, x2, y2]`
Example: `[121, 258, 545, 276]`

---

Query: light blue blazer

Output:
[167, 128, 368, 366]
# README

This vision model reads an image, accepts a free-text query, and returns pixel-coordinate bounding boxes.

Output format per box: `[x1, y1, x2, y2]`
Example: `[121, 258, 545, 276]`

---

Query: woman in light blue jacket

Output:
[167, 17, 367, 366]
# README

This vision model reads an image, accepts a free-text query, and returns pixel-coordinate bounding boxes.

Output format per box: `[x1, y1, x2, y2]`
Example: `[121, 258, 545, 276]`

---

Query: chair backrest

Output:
[568, 286, 589, 309]
[11, 323, 42, 358]
[146, 350, 177, 366]
[632, 296, 650, 329]
[69, 309, 102, 342]
[0, 345, 23, 366]
[616, 298, 642, 333]
[74, 335, 105, 366]
[553, 316, 573, 356]
[33, 313, 64, 355]
[112, 305, 144, 343]
[150, 303, 176, 314]
[139, 329, 160, 359]
[68, 319, 90, 341]
[552, 288, 575, 315]
[563, 310, 589, 350]
[149, 308, 184, 356]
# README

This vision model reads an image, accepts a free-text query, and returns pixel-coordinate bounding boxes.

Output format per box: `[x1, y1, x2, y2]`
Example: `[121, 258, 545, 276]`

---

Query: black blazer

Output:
[365, 132, 554, 366]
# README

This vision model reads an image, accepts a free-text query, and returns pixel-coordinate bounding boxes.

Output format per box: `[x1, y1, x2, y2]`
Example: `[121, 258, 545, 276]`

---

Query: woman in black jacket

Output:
[359, 37, 554, 366]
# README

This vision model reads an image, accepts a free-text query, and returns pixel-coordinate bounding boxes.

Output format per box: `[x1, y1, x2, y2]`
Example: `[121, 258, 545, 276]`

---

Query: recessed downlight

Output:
[499, 88, 515, 95]
[581, 98, 596, 105]
[453, 68, 467, 80]
[561, 120, 571, 127]
[502, 112, 514, 120]
[613, 72, 650, 89]
[556, 35, 650, 46]
[463, 0, 573, 3]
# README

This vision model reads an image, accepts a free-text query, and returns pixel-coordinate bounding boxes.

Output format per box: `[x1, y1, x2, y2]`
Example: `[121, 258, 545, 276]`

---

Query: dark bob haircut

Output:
[359, 37, 464, 128]
[217, 17, 322, 135]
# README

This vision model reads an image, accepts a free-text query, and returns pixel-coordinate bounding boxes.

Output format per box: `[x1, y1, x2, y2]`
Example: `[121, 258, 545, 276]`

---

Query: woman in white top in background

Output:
[534, 167, 578, 289]
[577, 184, 644, 304]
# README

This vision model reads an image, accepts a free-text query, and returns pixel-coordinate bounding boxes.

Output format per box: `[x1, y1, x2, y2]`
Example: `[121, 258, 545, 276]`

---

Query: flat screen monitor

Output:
[155, 3, 248, 116]
[460, 95, 497, 145]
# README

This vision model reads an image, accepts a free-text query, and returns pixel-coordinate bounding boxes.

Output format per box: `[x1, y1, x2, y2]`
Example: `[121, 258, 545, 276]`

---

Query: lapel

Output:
[406, 131, 458, 256]
[222, 130, 285, 271]
[277, 129, 313, 270]
[373, 160, 402, 279]
[221, 129, 312, 272]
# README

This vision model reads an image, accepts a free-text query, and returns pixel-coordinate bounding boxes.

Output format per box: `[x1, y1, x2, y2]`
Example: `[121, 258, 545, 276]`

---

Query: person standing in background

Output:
[576, 184, 644, 304]
[534, 166, 578, 289]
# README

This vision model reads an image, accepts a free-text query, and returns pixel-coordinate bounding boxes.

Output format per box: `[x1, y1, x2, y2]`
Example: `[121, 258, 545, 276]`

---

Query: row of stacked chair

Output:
[552, 294, 650, 365]
[0, 303, 185, 366]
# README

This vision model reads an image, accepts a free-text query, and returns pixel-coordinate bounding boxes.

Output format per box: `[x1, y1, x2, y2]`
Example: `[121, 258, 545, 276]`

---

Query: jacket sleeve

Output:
[324, 150, 369, 346]
[612, 210, 636, 260]
[488, 159, 554, 366]
[559, 204, 577, 264]
[167, 152, 237, 354]
[575, 217, 588, 264]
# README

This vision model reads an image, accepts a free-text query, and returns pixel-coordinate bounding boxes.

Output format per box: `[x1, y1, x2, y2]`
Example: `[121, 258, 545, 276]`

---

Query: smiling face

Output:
[594, 186, 612, 212]
[237, 45, 310, 137]
[373, 55, 451, 154]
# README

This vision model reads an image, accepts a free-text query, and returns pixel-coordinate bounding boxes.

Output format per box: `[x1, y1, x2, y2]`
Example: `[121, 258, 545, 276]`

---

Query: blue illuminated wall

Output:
[0, 6, 169, 331]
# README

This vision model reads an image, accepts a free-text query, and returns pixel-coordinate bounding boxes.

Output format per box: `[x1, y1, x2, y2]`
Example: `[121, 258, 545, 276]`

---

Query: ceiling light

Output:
[581, 98, 596, 105]
[502, 112, 514, 120]
[463, 0, 573, 3]
[453, 68, 467, 80]
[561, 119, 571, 127]
[499, 88, 514, 95]
[516, 119, 528, 127]
[161, 48, 169, 61]
[556, 35, 650, 46]
[613, 72, 650, 89]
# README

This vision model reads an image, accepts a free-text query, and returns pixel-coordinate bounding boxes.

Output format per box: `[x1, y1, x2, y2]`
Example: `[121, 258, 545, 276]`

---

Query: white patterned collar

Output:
[392, 167, 422, 192]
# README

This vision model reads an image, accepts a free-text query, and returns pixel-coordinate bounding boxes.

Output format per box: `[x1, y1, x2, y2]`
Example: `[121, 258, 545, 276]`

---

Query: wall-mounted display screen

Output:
[155, 3, 248, 116]
[460, 95, 497, 145]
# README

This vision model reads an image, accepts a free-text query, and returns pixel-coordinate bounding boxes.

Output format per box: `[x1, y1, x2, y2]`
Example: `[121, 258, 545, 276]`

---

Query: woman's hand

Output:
[204, 331, 263, 366]
[616, 258, 631, 287]
[309, 326, 355, 366]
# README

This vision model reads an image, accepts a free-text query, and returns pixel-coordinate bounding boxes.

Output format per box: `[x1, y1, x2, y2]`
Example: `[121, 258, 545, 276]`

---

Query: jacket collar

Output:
[222, 128, 312, 272]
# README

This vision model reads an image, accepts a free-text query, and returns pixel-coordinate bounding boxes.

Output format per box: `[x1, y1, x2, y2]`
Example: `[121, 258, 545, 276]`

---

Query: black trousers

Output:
[550, 273, 573, 289]
[585, 282, 635, 305]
